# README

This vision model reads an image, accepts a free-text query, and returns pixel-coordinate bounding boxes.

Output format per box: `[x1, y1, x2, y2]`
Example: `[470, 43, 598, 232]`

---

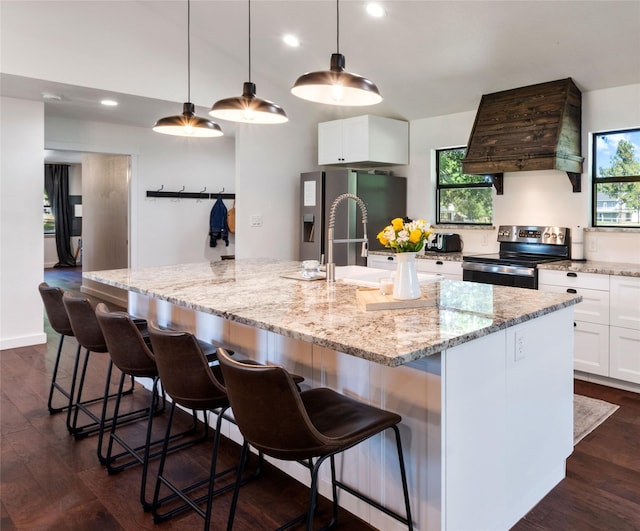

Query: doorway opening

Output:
[44, 150, 131, 306]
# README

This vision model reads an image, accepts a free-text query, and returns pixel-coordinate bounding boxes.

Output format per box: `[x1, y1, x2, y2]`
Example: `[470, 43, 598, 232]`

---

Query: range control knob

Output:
[544, 232, 550, 238]
[558, 234, 564, 241]
[551, 233, 557, 239]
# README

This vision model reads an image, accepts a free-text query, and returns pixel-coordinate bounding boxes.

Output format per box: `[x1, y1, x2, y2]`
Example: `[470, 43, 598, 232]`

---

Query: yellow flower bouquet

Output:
[377, 217, 433, 253]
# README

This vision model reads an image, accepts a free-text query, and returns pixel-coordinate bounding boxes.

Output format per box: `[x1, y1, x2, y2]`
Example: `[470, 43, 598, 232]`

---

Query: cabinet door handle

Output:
[436, 261, 443, 265]
[567, 272, 578, 277]
[567, 288, 577, 294]
[387, 256, 394, 261]
[574, 322, 577, 327]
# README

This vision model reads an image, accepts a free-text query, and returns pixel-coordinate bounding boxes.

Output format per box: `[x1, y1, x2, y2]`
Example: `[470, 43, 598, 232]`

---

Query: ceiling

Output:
[2, 0, 639, 137]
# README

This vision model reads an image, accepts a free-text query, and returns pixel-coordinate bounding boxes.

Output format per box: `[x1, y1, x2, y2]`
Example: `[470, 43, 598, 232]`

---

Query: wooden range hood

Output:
[462, 78, 583, 194]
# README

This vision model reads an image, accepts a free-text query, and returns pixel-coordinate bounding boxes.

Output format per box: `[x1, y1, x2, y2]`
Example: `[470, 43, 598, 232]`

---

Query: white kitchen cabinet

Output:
[318, 115, 408, 166]
[367, 254, 463, 280]
[609, 276, 640, 384]
[538, 269, 611, 377]
[610, 327, 640, 384]
[538, 270, 609, 291]
[539, 269, 640, 388]
[610, 276, 640, 329]
[538, 283, 609, 325]
[417, 258, 463, 280]
[573, 321, 610, 376]
[366, 253, 396, 271]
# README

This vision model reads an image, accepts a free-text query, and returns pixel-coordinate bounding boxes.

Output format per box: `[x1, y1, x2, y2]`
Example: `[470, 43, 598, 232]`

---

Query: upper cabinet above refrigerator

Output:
[318, 115, 409, 167]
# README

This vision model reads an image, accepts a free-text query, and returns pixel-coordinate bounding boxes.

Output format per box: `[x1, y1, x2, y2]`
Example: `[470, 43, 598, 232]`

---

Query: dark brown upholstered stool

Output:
[95, 304, 198, 509]
[147, 323, 242, 529]
[95, 304, 240, 509]
[216, 347, 414, 531]
[38, 282, 83, 414]
[62, 293, 151, 462]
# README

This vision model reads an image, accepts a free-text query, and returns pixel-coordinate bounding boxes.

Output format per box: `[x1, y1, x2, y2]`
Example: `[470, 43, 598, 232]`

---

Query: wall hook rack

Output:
[146, 187, 235, 200]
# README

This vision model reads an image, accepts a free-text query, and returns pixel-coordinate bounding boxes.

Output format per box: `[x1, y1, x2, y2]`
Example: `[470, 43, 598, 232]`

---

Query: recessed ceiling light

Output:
[366, 3, 386, 18]
[283, 34, 300, 47]
[42, 93, 62, 101]
[100, 99, 118, 106]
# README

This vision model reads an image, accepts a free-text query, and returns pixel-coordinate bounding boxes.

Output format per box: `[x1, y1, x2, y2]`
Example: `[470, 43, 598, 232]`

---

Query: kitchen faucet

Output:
[326, 193, 368, 282]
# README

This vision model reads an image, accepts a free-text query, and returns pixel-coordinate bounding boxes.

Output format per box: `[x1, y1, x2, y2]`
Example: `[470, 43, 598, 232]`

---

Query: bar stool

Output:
[62, 293, 150, 462]
[95, 303, 213, 509]
[215, 347, 414, 531]
[38, 282, 82, 414]
[147, 323, 241, 529]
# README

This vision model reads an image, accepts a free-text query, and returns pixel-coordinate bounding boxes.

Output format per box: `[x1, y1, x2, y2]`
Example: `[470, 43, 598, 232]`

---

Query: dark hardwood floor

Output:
[1, 267, 639, 530]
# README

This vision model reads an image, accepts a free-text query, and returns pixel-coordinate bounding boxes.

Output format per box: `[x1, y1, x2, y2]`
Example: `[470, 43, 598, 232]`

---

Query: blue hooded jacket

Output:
[209, 197, 229, 247]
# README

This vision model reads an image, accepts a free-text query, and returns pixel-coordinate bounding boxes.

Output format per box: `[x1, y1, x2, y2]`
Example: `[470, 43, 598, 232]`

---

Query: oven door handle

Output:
[462, 262, 536, 277]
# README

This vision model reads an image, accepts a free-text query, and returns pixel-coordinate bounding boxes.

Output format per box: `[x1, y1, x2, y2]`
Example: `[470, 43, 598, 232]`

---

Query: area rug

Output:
[574, 394, 619, 445]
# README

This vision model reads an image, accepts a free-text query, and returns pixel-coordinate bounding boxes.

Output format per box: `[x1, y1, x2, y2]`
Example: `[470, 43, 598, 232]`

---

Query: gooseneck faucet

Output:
[326, 193, 368, 282]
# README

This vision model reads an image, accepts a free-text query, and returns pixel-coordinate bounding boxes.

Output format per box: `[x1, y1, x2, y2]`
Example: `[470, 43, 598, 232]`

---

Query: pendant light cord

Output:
[336, 0, 340, 53]
[187, 0, 191, 102]
[248, 0, 252, 82]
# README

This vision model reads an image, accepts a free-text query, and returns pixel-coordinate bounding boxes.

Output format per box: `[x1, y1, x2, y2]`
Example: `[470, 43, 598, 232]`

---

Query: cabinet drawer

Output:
[416, 258, 462, 278]
[538, 284, 609, 325]
[367, 254, 396, 271]
[574, 321, 609, 376]
[610, 276, 640, 330]
[538, 269, 609, 290]
[610, 326, 640, 384]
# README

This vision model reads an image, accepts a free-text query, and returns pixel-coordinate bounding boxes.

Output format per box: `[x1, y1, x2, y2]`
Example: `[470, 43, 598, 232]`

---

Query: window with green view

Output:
[592, 128, 640, 228]
[436, 147, 493, 225]
[44, 190, 55, 233]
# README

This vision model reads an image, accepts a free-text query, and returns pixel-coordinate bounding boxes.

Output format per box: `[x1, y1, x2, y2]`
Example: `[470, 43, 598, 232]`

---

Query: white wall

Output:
[408, 84, 640, 262]
[45, 116, 237, 268]
[1, 97, 47, 349]
[234, 119, 319, 260]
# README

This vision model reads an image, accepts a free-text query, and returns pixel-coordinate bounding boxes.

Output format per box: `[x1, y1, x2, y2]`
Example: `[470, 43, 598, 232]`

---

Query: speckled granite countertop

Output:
[85, 259, 581, 367]
[538, 260, 640, 277]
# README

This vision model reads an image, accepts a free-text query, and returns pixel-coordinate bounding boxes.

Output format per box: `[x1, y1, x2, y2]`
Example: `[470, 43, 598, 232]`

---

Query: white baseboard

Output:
[575, 371, 640, 393]
[1, 332, 47, 350]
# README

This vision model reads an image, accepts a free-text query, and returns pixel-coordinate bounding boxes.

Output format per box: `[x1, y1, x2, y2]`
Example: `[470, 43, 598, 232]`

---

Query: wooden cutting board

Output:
[356, 289, 435, 311]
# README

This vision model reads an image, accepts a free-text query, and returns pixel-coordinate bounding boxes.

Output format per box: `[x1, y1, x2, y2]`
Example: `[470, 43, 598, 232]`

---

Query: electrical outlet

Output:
[514, 330, 526, 361]
[588, 237, 597, 252]
[481, 233, 489, 247]
[250, 215, 263, 227]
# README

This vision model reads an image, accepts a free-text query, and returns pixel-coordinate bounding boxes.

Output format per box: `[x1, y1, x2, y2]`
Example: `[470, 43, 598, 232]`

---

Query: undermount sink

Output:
[334, 265, 442, 288]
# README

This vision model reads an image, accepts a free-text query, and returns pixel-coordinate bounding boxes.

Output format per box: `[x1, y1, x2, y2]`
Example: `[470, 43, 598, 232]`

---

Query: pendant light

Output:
[291, 0, 382, 106]
[209, 0, 288, 124]
[153, 0, 223, 137]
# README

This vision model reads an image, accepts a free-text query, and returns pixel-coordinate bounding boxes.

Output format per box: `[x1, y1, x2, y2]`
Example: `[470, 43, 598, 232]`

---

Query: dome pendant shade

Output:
[291, 53, 382, 106]
[153, 102, 224, 137]
[210, 82, 288, 124]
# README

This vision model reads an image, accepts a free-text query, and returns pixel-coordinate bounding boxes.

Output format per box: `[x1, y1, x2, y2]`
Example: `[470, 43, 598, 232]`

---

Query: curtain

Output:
[44, 164, 76, 267]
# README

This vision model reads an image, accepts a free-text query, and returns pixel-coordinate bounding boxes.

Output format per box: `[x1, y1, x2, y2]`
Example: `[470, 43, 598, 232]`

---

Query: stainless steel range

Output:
[462, 225, 571, 289]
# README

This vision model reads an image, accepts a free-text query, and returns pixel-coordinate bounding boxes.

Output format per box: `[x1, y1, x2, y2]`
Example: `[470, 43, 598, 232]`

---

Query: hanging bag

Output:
[227, 199, 236, 234]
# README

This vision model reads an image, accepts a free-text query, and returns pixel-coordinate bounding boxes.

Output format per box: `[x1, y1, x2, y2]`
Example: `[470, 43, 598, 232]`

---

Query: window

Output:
[436, 147, 492, 225]
[44, 190, 55, 233]
[592, 128, 640, 228]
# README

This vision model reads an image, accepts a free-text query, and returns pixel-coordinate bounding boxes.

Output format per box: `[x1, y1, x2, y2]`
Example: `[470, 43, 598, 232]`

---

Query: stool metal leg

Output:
[48, 336, 80, 414]
[393, 425, 414, 531]
[152, 405, 237, 526]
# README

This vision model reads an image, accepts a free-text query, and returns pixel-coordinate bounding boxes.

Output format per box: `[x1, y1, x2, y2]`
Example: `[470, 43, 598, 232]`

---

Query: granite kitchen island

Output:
[86, 258, 582, 531]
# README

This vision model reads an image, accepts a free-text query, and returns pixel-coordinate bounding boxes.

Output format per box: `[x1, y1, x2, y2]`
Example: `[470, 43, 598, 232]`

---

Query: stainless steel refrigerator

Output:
[300, 170, 407, 266]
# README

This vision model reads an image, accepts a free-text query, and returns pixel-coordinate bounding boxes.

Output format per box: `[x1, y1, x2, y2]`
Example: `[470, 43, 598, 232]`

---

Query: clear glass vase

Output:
[393, 252, 421, 300]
